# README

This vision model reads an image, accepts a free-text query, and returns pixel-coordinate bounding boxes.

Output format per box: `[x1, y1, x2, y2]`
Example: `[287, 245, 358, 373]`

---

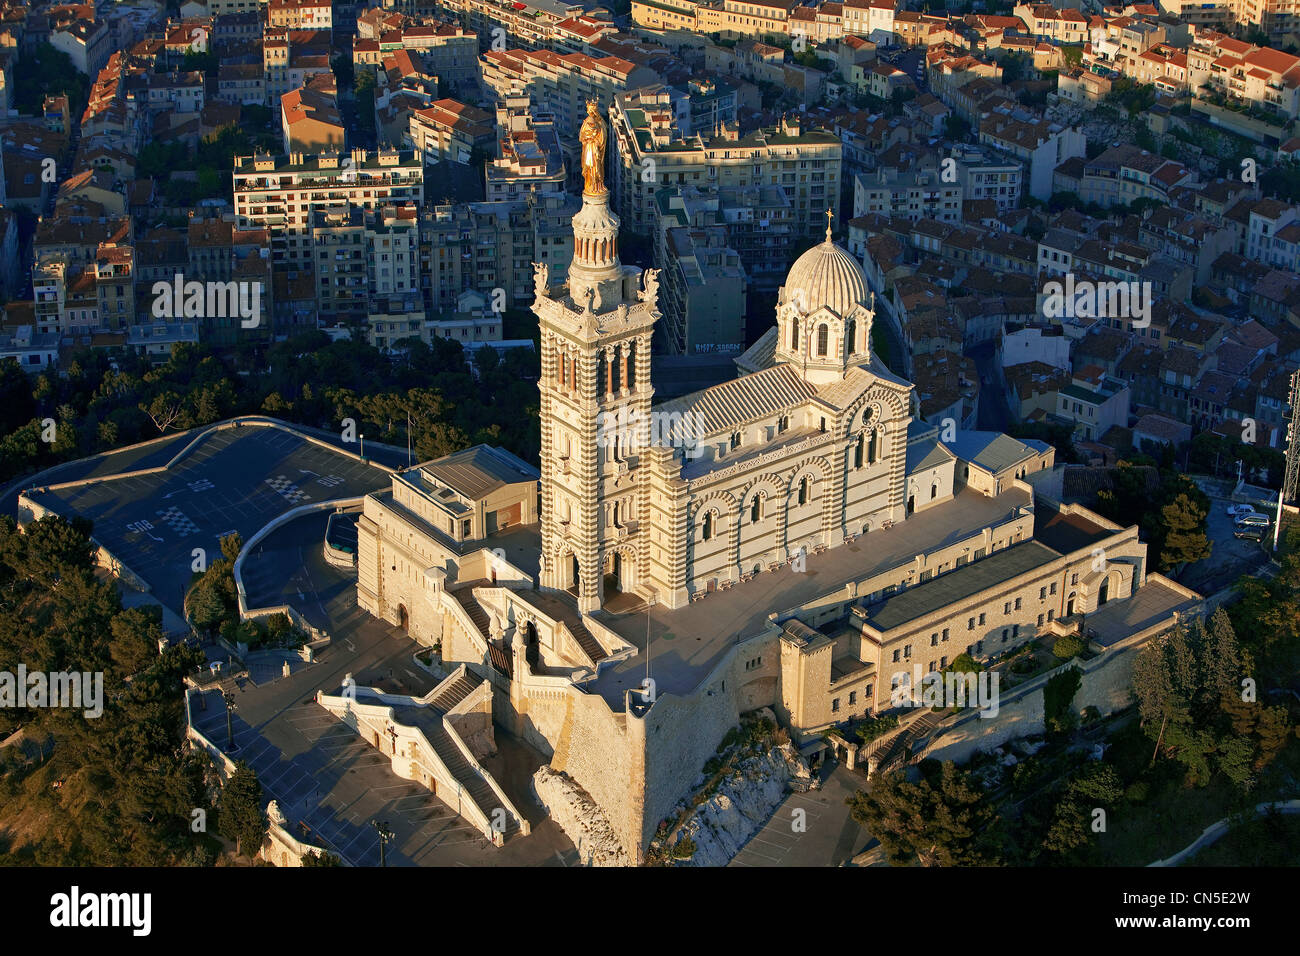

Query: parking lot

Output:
[24, 425, 392, 612]
[1183, 490, 1275, 596]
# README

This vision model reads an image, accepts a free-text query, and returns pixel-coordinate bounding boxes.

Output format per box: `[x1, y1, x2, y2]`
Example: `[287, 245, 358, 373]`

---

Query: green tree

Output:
[302, 849, 342, 866]
[0, 359, 36, 433]
[219, 762, 267, 859]
[1052, 634, 1084, 660]
[220, 532, 243, 564]
[1159, 493, 1211, 570]
[1041, 762, 1123, 857]
[1043, 666, 1082, 734]
[846, 762, 1001, 866]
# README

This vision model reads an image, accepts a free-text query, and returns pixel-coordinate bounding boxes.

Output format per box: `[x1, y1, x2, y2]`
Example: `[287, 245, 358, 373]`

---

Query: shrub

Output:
[1044, 667, 1082, 734]
[1125, 780, 1149, 804]
[672, 836, 696, 859]
[854, 714, 900, 744]
[1052, 634, 1084, 660]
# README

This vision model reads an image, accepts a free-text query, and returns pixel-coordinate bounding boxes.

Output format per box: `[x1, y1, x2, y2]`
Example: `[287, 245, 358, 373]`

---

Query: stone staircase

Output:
[425, 718, 519, 837]
[450, 584, 491, 639]
[868, 711, 943, 776]
[429, 673, 478, 711]
[516, 589, 608, 666]
[566, 616, 607, 665]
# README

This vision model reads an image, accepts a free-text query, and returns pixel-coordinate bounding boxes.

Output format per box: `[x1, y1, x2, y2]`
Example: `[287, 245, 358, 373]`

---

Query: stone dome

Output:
[783, 234, 869, 319]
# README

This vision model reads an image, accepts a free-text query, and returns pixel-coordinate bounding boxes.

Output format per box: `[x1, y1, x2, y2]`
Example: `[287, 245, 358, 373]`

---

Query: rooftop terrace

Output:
[590, 485, 1032, 708]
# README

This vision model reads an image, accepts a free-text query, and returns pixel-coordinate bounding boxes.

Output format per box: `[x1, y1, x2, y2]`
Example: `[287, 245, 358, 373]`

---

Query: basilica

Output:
[353, 106, 1198, 862]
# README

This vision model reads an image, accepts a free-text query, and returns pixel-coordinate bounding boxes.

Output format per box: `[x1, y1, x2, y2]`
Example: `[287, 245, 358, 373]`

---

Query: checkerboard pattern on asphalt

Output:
[155, 506, 199, 537]
[265, 475, 311, 504]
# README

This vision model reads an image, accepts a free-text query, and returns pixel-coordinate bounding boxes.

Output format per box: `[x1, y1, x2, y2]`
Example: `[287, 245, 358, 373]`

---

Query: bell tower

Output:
[535, 102, 660, 614]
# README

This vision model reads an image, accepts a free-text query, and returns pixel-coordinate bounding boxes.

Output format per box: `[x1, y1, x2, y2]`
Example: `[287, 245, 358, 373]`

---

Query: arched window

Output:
[789, 320, 798, 351]
[845, 317, 856, 355]
[750, 496, 762, 523]
[931, 482, 938, 500]
[817, 324, 829, 357]
[702, 511, 714, 541]
[798, 475, 809, 505]
[868, 429, 878, 465]
[854, 433, 864, 469]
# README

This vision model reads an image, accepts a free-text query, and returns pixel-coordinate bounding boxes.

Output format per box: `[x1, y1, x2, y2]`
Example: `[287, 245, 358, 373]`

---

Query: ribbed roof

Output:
[655, 364, 817, 442]
[783, 235, 870, 318]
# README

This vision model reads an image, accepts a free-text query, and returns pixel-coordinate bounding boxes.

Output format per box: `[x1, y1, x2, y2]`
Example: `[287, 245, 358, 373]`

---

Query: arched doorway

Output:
[907, 494, 915, 515]
[570, 554, 580, 595]
[1066, 593, 1076, 617]
[603, 551, 630, 596]
[1098, 579, 1110, 605]
[398, 604, 409, 632]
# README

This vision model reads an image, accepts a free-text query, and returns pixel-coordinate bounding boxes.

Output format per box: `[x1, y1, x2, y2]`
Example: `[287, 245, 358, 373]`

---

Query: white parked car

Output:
[1226, 504, 1260, 517]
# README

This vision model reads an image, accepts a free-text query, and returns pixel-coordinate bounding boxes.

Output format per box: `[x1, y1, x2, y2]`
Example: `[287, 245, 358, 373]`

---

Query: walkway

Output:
[1147, 800, 1300, 867]
[729, 765, 873, 867]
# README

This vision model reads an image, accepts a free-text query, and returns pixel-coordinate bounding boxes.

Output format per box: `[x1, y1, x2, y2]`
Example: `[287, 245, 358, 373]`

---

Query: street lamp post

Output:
[373, 819, 394, 867]
[222, 690, 237, 752]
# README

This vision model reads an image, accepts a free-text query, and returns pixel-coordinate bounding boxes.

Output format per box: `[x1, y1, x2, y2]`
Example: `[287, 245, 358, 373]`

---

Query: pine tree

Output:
[219, 762, 266, 860]
[846, 762, 1000, 866]
[1159, 493, 1211, 570]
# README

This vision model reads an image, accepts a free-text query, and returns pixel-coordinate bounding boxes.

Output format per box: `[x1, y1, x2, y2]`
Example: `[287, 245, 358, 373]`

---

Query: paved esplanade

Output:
[24, 423, 393, 614]
[594, 486, 1032, 706]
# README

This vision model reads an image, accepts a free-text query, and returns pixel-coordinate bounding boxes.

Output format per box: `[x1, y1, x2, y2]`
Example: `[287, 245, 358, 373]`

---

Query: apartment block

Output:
[609, 86, 842, 243]
[486, 94, 569, 201]
[419, 192, 578, 313]
[949, 145, 1024, 212]
[1054, 367, 1131, 441]
[653, 188, 748, 355]
[47, 3, 113, 76]
[267, 0, 334, 31]
[853, 165, 963, 224]
[407, 99, 494, 165]
[480, 47, 663, 138]
[282, 84, 346, 154]
[1188, 30, 1300, 131]
[978, 114, 1085, 201]
[232, 149, 424, 268]
[264, 28, 333, 105]
[1054, 144, 1197, 209]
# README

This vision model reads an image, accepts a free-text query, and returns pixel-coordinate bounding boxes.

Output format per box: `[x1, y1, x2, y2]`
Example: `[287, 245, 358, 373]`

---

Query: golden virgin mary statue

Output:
[578, 99, 606, 195]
